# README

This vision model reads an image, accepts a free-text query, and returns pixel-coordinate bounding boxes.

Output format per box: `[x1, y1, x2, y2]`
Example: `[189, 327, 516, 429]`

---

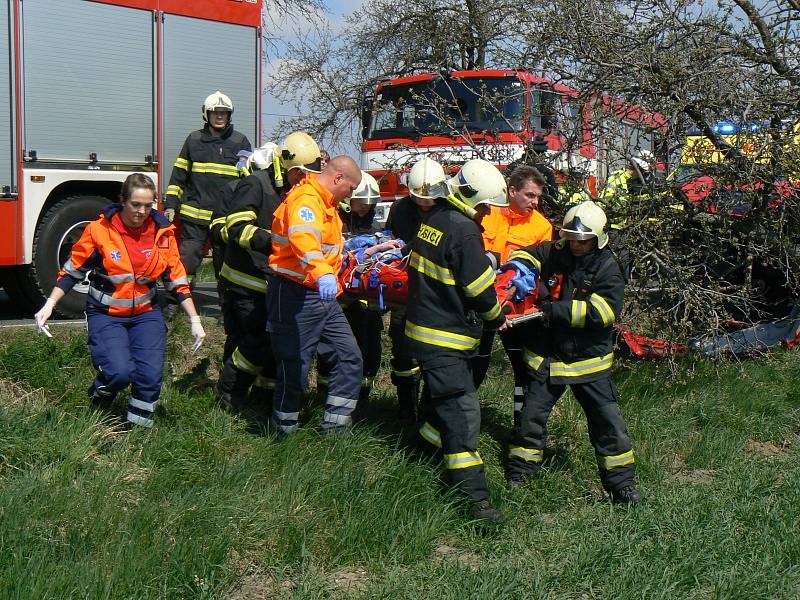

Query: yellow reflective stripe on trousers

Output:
[523, 348, 545, 370]
[191, 162, 240, 177]
[220, 263, 267, 294]
[550, 352, 614, 378]
[393, 366, 420, 377]
[409, 252, 455, 285]
[479, 301, 502, 321]
[179, 204, 213, 221]
[589, 293, 615, 326]
[166, 184, 184, 198]
[508, 249, 542, 271]
[444, 451, 483, 469]
[598, 450, 635, 469]
[509, 446, 543, 463]
[232, 347, 261, 375]
[173, 157, 190, 171]
[463, 264, 495, 297]
[571, 300, 587, 328]
[226, 210, 257, 229]
[419, 421, 442, 448]
[404, 320, 479, 351]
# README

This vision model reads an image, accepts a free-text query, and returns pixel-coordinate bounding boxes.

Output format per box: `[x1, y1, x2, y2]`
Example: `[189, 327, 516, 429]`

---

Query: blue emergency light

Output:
[714, 122, 737, 134]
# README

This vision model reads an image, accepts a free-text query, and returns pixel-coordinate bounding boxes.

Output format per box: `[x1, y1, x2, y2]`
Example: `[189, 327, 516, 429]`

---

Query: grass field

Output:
[0, 317, 799, 599]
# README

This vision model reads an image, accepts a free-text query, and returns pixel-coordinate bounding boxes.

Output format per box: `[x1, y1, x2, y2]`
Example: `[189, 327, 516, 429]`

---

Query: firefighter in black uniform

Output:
[163, 91, 251, 282]
[406, 158, 509, 523]
[213, 134, 323, 409]
[384, 157, 440, 421]
[502, 200, 641, 504]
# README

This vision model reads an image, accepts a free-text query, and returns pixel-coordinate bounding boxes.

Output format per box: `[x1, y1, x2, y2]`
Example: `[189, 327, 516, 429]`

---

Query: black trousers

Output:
[388, 307, 420, 414]
[177, 218, 210, 279]
[471, 326, 528, 425]
[217, 286, 276, 399]
[507, 375, 636, 491]
[416, 352, 490, 503]
[318, 298, 383, 388]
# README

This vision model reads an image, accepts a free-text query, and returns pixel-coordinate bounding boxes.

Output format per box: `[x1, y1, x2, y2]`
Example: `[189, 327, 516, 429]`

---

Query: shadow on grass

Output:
[172, 357, 215, 393]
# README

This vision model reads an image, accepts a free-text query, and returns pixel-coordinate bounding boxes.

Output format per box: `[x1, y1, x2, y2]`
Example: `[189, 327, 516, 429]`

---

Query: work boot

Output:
[608, 485, 642, 505]
[215, 383, 245, 413]
[88, 383, 115, 411]
[470, 500, 505, 524]
[506, 472, 529, 489]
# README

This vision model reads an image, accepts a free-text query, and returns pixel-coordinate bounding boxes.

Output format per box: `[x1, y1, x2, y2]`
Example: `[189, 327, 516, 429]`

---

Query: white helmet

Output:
[559, 200, 608, 249]
[630, 149, 655, 173]
[202, 91, 233, 123]
[447, 158, 508, 209]
[348, 171, 381, 205]
[279, 131, 322, 173]
[247, 142, 280, 171]
[407, 157, 448, 207]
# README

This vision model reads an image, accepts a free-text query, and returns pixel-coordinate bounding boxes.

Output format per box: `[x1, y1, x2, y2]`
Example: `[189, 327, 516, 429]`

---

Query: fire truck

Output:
[359, 69, 664, 223]
[0, 0, 263, 317]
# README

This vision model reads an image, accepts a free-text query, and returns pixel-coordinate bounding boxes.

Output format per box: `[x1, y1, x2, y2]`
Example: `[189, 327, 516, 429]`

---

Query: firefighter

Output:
[213, 144, 284, 411]
[473, 165, 553, 425]
[163, 91, 251, 282]
[384, 157, 442, 422]
[318, 172, 399, 402]
[599, 149, 655, 226]
[406, 158, 509, 523]
[501, 200, 641, 504]
[266, 156, 363, 435]
[560, 168, 594, 207]
[34, 174, 205, 428]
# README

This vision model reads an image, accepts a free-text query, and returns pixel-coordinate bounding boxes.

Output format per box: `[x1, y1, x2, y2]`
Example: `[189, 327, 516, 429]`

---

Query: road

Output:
[0, 282, 222, 331]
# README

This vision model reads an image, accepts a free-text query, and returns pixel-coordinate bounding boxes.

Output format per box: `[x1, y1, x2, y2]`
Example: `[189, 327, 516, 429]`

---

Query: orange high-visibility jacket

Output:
[481, 206, 553, 263]
[269, 174, 344, 293]
[56, 205, 191, 317]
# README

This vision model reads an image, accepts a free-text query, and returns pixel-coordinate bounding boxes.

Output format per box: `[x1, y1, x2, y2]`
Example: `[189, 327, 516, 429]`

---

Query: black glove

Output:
[538, 299, 553, 325]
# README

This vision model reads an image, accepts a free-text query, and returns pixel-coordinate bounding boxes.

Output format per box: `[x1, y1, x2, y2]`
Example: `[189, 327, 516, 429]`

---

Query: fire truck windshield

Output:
[367, 76, 526, 140]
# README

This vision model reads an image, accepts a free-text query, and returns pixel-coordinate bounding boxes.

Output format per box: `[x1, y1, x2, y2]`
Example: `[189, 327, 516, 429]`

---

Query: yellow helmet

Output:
[202, 91, 233, 123]
[279, 131, 322, 173]
[447, 159, 508, 209]
[560, 201, 609, 249]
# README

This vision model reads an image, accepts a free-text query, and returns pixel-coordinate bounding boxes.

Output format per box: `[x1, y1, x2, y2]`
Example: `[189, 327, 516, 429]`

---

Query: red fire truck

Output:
[0, 0, 263, 317]
[359, 69, 664, 223]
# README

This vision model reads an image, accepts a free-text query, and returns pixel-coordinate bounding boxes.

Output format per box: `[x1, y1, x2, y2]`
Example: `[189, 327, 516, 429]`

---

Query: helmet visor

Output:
[559, 215, 598, 241]
[351, 183, 381, 205]
[410, 180, 449, 200]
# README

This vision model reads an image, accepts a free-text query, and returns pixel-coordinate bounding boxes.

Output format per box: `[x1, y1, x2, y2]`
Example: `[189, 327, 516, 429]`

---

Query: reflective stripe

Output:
[393, 366, 420, 377]
[272, 265, 305, 280]
[550, 352, 614, 378]
[129, 397, 157, 412]
[419, 421, 442, 448]
[317, 375, 329, 386]
[479, 302, 502, 321]
[173, 157, 190, 171]
[463, 265, 496, 298]
[88, 286, 155, 308]
[165, 184, 184, 198]
[191, 162, 239, 176]
[179, 204, 213, 221]
[226, 210, 257, 229]
[514, 401, 523, 413]
[405, 320, 479, 351]
[163, 276, 190, 291]
[321, 243, 341, 254]
[127, 412, 154, 428]
[598, 450, 635, 469]
[523, 349, 545, 370]
[254, 376, 276, 390]
[514, 386, 524, 395]
[300, 250, 324, 267]
[240, 224, 258, 249]
[273, 409, 300, 421]
[508, 250, 541, 270]
[589, 293, 615, 326]
[220, 263, 267, 294]
[288, 224, 322, 239]
[571, 300, 588, 328]
[444, 451, 483, 470]
[232, 347, 261, 375]
[271, 233, 289, 246]
[62, 259, 87, 279]
[210, 216, 227, 228]
[323, 412, 352, 426]
[221, 227, 229, 244]
[95, 271, 135, 284]
[326, 395, 357, 409]
[509, 446, 543, 463]
[409, 253, 455, 285]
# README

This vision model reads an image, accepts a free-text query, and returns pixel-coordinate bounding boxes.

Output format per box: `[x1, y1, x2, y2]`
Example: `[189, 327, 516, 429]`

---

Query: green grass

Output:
[0, 320, 799, 599]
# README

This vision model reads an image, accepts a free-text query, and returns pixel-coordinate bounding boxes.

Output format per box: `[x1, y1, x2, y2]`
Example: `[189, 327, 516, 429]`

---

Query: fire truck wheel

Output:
[21, 194, 113, 318]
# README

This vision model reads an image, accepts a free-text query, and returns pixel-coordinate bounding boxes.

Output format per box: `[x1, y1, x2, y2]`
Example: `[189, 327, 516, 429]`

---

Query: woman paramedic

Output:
[33, 173, 206, 428]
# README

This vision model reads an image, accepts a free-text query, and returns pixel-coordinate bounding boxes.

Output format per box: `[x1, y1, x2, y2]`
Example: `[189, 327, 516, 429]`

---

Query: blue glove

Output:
[317, 274, 338, 301]
[499, 260, 539, 302]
